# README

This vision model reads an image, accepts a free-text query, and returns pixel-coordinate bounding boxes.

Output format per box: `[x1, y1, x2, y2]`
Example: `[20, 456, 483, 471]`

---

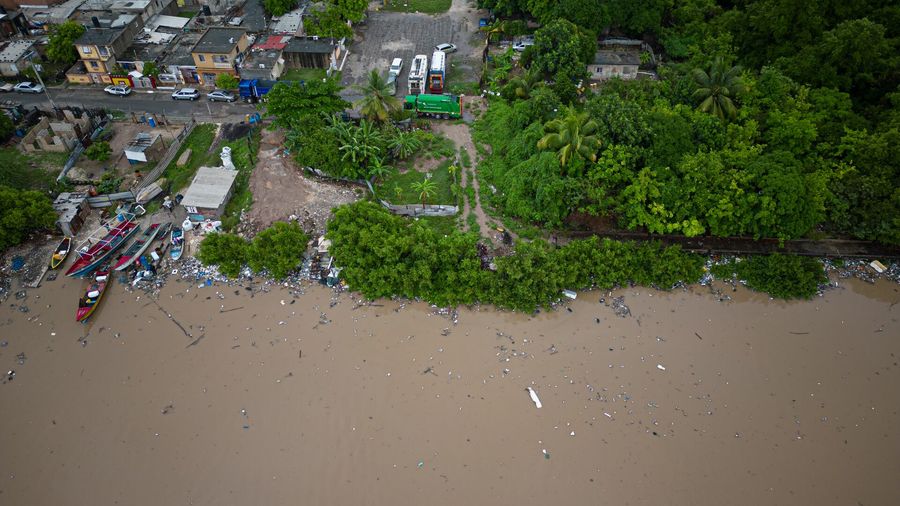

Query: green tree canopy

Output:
[536, 106, 601, 172]
[47, 21, 85, 64]
[528, 19, 595, 102]
[692, 58, 746, 121]
[263, 0, 297, 16]
[0, 186, 56, 251]
[264, 78, 349, 128]
[247, 221, 309, 278]
[353, 70, 401, 123]
[215, 73, 239, 90]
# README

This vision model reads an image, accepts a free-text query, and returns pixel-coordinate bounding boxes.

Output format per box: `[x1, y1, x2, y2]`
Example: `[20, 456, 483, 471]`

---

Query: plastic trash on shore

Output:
[869, 260, 886, 273]
[526, 387, 543, 408]
[562, 289, 577, 300]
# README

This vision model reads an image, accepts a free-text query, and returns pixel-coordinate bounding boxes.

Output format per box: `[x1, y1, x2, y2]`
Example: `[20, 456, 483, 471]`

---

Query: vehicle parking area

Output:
[339, 4, 485, 101]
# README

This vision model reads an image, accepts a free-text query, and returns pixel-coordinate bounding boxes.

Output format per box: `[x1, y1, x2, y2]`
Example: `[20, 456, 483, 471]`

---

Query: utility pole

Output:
[26, 51, 57, 111]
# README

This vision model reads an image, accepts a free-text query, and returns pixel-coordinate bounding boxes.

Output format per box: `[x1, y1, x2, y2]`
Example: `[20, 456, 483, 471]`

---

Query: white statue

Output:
[221, 146, 235, 171]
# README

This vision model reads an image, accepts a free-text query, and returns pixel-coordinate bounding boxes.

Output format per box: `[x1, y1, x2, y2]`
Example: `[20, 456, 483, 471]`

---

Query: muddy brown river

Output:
[1, 275, 898, 505]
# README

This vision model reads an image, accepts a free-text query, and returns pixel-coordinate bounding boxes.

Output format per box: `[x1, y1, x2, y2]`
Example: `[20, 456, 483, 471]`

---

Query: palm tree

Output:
[388, 131, 421, 160]
[692, 58, 746, 121]
[505, 74, 543, 100]
[354, 70, 401, 123]
[411, 176, 438, 209]
[536, 106, 602, 170]
[339, 120, 383, 168]
[367, 156, 392, 183]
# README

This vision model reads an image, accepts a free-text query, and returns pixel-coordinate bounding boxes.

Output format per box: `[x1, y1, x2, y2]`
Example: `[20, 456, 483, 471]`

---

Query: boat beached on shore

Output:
[113, 223, 161, 271]
[65, 213, 140, 278]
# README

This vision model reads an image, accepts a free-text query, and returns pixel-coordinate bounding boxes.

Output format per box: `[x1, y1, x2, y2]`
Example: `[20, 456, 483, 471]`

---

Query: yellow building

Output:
[191, 27, 249, 87]
[71, 20, 142, 84]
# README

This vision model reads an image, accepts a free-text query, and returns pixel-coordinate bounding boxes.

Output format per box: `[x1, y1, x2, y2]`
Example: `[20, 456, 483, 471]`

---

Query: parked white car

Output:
[512, 39, 534, 52]
[389, 58, 403, 77]
[171, 88, 200, 100]
[434, 43, 457, 54]
[14, 81, 44, 93]
[104, 84, 132, 96]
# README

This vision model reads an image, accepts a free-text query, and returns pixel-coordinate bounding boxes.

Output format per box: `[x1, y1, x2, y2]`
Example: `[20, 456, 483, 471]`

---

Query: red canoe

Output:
[66, 215, 140, 277]
[113, 223, 161, 271]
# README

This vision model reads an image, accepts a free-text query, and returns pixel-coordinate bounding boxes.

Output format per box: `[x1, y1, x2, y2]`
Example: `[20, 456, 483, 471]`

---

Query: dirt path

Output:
[243, 128, 359, 236]
[433, 119, 517, 247]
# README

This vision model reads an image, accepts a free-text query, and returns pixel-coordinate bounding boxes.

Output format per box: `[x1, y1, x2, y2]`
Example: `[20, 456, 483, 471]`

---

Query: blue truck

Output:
[238, 79, 277, 102]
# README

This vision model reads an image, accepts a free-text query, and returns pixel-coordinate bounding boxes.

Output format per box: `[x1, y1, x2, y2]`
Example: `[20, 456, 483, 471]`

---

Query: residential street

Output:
[4, 86, 259, 122]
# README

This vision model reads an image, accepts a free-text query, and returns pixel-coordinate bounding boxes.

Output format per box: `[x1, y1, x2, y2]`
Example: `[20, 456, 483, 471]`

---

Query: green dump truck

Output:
[403, 93, 463, 119]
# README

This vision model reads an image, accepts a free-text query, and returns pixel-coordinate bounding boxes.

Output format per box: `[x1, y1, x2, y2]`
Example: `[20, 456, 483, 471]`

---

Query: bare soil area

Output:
[243, 128, 360, 236]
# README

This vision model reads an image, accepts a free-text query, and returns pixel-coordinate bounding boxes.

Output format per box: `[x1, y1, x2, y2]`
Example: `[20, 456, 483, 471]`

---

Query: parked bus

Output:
[403, 93, 463, 119]
[408, 54, 428, 95]
[428, 50, 446, 93]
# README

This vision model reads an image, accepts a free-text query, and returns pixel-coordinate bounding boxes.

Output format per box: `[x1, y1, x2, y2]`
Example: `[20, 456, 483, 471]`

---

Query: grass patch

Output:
[459, 147, 471, 168]
[377, 159, 454, 205]
[466, 213, 479, 232]
[219, 127, 262, 231]
[382, 0, 451, 14]
[281, 68, 331, 82]
[161, 123, 217, 193]
[417, 215, 457, 236]
[176, 10, 197, 18]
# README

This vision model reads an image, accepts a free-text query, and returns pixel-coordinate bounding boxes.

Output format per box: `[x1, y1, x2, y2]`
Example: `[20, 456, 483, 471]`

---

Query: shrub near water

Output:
[197, 222, 309, 278]
[328, 201, 705, 311]
[713, 254, 827, 299]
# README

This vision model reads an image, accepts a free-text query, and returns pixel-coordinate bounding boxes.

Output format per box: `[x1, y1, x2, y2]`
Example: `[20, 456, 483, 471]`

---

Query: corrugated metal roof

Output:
[180, 166, 238, 209]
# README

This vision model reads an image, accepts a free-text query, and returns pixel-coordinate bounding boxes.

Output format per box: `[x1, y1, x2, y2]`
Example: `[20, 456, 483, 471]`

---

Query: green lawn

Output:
[281, 68, 331, 82]
[175, 10, 197, 18]
[161, 124, 217, 192]
[219, 127, 262, 231]
[383, 0, 451, 14]
[377, 158, 455, 205]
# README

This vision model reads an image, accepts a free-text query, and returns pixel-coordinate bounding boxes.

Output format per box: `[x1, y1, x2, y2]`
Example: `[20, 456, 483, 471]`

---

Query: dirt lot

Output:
[66, 122, 182, 186]
[242, 128, 360, 236]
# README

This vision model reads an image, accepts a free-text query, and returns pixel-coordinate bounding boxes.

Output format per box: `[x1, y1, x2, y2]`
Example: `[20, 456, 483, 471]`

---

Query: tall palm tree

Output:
[536, 106, 602, 171]
[692, 58, 746, 121]
[411, 176, 438, 209]
[505, 73, 543, 100]
[354, 70, 401, 123]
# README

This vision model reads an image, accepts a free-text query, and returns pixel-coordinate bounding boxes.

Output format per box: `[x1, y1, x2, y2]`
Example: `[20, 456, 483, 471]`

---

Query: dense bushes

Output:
[711, 254, 828, 299]
[0, 186, 56, 251]
[327, 201, 704, 310]
[197, 221, 309, 278]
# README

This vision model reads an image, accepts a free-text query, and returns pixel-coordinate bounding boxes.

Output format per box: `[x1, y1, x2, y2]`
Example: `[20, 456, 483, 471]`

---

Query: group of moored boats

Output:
[49, 213, 187, 323]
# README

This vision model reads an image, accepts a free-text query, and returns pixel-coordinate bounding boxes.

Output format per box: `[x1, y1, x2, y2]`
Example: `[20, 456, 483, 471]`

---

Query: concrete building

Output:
[77, 0, 176, 23]
[20, 0, 85, 27]
[72, 16, 143, 83]
[159, 31, 201, 85]
[0, 11, 28, 40]
[589, 50, 640, 81]
[240, 48, 284, 81]
[191, 26, 248, 86]
[282, 36, 340, 70]
[180, 166, 238, 218]
[0, 39, 35, 77]
[53, 192, 90, 236]
[20, 110, 92, 153]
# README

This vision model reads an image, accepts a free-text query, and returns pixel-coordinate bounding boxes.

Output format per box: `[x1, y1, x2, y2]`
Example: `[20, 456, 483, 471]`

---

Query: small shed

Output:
[283, 36, 341, 69]
[124, 132, 164, 164]
[53, 192, 90, 236]
[589, 50, 640, 80]
[180, 166, 238, 218]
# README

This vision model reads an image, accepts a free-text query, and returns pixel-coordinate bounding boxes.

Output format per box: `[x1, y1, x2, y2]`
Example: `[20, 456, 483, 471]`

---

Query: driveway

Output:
[339, 0, 486, 102]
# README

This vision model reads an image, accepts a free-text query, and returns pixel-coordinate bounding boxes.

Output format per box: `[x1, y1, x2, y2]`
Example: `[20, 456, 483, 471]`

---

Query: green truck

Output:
[403, 93, 463, 119]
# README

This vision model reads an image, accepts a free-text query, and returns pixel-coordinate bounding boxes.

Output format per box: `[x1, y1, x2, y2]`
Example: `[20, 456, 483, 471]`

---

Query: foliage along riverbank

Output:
[325, 201, 828, 310]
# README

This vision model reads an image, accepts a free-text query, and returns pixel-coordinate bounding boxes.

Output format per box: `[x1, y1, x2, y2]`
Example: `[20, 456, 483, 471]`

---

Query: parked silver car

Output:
[14, 81, 44, 93]
[207, 90, 236, 102]
[171, 88, 200, 100]
[434, 43, 457, 54]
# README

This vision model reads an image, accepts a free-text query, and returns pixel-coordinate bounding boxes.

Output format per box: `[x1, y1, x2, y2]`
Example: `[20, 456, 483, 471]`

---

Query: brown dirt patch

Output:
[242, 128, 360, 236]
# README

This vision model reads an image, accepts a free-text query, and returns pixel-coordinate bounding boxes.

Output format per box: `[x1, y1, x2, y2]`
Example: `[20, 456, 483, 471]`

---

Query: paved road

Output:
[4, 87, 259, 122]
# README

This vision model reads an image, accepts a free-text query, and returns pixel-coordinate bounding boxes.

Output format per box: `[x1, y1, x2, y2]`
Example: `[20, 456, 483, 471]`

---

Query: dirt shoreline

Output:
[1, 274, 898, 505]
